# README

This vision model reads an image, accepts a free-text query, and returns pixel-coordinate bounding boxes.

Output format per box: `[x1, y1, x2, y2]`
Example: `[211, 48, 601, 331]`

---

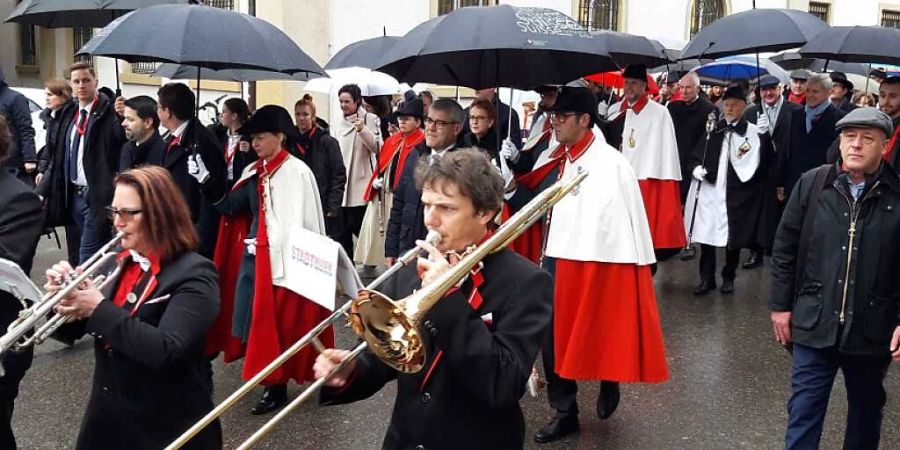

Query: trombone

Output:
[167, 169, 588, 450]
[0, 232, 124, 357]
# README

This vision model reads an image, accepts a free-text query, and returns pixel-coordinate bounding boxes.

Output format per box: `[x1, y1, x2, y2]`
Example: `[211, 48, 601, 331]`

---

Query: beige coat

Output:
[334, 107, 381, 207]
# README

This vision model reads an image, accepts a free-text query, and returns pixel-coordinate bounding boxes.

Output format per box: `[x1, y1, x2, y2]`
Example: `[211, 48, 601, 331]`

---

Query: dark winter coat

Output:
[784, 103, 845, 193]
[463, 99, 523, 150]
[297, 126, 347, 218]
[668, 97, 718, 199]
[119, 131, 166, 171]
[0, 82, 36, 169]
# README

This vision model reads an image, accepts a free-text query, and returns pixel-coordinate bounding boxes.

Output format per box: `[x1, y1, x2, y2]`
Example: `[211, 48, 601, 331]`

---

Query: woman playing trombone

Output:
[47, 166, 222, 450]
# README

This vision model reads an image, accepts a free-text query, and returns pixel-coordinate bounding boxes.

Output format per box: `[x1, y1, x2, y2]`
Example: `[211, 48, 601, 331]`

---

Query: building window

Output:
[882, 9, 900, 28]
[689, 0, 725, 38]
[73, 27, 93, 63]
[206, 0, 234, 9]
[19, 24, 37, 66]
[578, 0, 619, 31]
[437, 0, 495, 15]
[808, 2, 830, 24]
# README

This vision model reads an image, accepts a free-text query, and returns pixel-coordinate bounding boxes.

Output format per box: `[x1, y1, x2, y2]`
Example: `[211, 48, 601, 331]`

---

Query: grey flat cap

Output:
[758, 74, 780, 88]
[790, 69, 811, 81]
[835, 107, 894, 137]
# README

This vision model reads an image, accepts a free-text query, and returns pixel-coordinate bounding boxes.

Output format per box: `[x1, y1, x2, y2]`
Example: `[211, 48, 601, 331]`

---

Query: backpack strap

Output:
[796, 164, 832, 292]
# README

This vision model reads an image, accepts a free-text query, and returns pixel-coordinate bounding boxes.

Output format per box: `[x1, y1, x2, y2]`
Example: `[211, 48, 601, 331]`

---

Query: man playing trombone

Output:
[314, 147, 553, 449]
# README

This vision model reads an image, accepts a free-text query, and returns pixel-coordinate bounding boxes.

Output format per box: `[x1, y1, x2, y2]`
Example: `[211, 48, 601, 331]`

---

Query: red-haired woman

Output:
[47, 166, 221, 449]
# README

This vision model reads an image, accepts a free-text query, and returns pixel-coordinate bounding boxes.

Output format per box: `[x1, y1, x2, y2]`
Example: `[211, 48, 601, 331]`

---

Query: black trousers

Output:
[539, 257, 579, 415]
[338, 206, 367, 258]
[0, 301, 34, 450]
[699, 244, 740, 284]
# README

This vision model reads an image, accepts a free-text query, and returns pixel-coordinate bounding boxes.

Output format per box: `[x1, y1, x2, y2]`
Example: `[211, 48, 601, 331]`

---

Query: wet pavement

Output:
[12, 237, 900, 449]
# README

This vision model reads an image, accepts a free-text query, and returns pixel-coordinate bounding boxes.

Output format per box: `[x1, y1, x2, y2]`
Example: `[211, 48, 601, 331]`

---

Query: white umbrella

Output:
[305, 68, 401, 96]
[844, 73, 880, 95]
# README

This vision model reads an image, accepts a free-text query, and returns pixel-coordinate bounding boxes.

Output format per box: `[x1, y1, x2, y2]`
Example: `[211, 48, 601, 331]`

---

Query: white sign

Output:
[283, 226, 363, 311]
[0, 258, 42, 302]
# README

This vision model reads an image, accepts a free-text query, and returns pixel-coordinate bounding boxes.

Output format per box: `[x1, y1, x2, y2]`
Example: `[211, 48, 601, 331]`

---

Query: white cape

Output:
[607, 100, 682, 181]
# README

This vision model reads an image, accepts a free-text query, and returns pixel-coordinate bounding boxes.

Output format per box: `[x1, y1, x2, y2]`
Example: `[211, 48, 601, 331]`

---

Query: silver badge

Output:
[126, 293, 137, 304]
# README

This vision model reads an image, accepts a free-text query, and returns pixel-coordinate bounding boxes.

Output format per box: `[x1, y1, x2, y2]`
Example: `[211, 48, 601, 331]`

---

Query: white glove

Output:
[757, 112, 771, 134]
[244, 238, 257, 256]
[692, 165, 708, 181]
[498, 154, 514, 190]
[500, 138, 519, 162]
[188, 154, 210, 183]
[372, 176, 384, 190]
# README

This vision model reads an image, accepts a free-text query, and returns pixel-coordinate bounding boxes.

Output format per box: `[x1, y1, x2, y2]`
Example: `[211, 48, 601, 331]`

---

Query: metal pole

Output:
[248, 0, 257, 110]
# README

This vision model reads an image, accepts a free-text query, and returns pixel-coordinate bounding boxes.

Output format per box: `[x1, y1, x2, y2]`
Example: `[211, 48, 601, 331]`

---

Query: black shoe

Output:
[251, 385, 288, 415]
[680, 246, 696, 260]
[693, 280, 716, 296]
[720, 279, 735, 294]
[742, 252, 762, 269]
[597, 381, 620, 419]
[534, 414, 579, 443]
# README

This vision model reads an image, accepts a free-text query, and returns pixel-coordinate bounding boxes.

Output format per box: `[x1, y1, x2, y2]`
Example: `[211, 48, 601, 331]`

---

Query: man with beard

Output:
[119, 95, 165, 170]
[877, 77, 900, 166]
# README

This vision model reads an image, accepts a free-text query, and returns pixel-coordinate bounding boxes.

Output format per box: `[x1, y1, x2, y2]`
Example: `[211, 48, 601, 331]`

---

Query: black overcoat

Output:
[784, 104, 845, 193]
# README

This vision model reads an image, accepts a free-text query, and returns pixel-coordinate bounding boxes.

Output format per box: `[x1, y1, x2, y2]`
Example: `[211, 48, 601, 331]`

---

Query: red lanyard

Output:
[75, 97, 97, 136]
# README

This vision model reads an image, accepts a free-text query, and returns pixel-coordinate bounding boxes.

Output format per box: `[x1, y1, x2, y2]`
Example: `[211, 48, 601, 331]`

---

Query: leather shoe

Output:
[720, 278, 735, 294]
[742, 252, 762, 269]
[680, 246, 696, 260]
[693, 280, 716, 296]
[597, 381, 620, 419]
[534, 414, 579, 443]
[251, 385, 288, 415]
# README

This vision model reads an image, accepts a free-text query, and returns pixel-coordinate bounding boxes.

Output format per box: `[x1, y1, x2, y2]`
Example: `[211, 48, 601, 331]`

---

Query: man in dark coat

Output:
[770, 107, 900, 450]
[155, 83, 228, 258]
[0, 115, 43, 450]
[295, 97, 346, 240]
[0, 67, 37, 184]
[744, 75, 807, 265]
[829, 72, 857, 114]
[385, 98, 463, 262]
[668, 72, 718, 203]
[316, 148, 552, 450]
[119, 95, 165, 170]
[36, 62, 125, 264]
[685, 86, 773, 295]
[877, 77, 900, 167]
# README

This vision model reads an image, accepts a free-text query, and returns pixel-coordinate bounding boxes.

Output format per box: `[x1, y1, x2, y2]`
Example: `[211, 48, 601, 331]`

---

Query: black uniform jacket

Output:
[55, 252, 222, 450]
[119, 131, 166, 171]
[321, 248, 553, 450]
[771, 162, 900, 356]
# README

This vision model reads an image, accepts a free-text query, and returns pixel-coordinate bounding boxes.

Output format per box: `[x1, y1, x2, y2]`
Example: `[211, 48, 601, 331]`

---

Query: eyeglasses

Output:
[548, 112, 579, 122]
[469, 115, 490, 123]
[424, 117, 459, 129]
[106, 207, 143, 222]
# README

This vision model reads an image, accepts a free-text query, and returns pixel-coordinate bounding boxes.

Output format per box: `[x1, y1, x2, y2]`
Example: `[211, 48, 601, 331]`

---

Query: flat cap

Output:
[758, 74, 781, 88]
[835, 107, 894, 137]
[790, 69, 811, 81]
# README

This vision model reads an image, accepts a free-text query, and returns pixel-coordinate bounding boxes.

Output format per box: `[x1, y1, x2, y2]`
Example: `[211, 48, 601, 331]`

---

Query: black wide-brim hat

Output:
[396, 98, 424, 120]
[238, 104, 294, 136]
[545, 86, 598, 124]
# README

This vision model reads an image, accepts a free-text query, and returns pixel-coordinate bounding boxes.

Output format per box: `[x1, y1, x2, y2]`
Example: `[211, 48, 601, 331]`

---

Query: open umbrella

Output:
[770, 51, 870, 76]
[585, 70, 660, 95]
[5, 0, 190, 27]
[304, 68, 401, 97]
[325, 36, 401, 70]
[693, 56, 788, 84]
[799, 26, 900, 66]
[153, 63, 314, 82]
[598, 30, 670, 68]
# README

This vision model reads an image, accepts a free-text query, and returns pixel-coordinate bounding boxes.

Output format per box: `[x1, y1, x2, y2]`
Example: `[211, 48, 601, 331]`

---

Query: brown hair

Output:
[295, 94, 316, 118]
[414, 147, 504, 216]
[68, 61, 96, 78]
[0, 116, 9, 163]
[115, 166, 198, 263]
[469, 99, 496, 122]
[44, 78, 72, 101]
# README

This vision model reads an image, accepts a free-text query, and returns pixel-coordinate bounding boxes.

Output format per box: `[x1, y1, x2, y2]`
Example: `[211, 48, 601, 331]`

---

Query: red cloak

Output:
[638, 178, 687, 250]
[363, 128, 424, 202]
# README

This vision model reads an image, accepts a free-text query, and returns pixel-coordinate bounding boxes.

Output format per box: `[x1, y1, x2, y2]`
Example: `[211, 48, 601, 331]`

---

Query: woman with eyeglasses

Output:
[46, 166, 222, 450]
[463, 99, 501, 164]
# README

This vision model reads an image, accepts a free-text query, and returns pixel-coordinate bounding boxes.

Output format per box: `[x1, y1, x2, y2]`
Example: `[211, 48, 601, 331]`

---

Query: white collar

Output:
[430, 144, 455, 157]
[129, 250, 152, 272]
[168, 120, 190, 139]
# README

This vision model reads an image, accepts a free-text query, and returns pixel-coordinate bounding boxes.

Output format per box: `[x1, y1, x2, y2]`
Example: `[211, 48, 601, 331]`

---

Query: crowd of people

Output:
[0, 58, 899, 449]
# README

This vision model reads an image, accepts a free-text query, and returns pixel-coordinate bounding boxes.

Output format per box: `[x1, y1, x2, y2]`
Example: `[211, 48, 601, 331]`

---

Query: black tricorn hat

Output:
[545, 87, 598, 125]
[238, 105, 294, 136]
[722, 85, 747, 103]
[396, 98, 424, 120]
[623, 64, 648, 81]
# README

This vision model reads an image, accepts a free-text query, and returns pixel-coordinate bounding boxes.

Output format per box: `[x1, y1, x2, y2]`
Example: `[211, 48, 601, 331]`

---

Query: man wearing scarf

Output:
[606, 64, 687, 264]
[684, 86, 774, 295]
[784, 74, 846, 194]
[787, 70, 811, 105]
[505, 87, 668, 443]
[354, 99, 425, 266]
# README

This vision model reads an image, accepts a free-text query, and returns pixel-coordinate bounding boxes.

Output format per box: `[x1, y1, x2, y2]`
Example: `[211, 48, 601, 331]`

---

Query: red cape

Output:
[363, 128, 424, 202]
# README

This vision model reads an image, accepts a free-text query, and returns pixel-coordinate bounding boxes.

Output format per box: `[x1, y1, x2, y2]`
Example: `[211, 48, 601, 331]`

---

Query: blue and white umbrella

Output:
[694, 56, 788, 85]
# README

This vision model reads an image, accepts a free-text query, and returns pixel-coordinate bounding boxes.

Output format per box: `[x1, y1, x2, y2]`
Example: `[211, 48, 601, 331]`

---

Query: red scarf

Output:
[788, 92, 806, 105]
[111, 251, 161, 313]
[363, 128, 425, 202]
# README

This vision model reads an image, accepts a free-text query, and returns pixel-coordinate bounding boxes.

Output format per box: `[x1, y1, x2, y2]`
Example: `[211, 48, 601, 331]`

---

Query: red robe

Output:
[204, 208, 250, 362]
[638, 179, 687, 250]
[363, 128, 424, 202]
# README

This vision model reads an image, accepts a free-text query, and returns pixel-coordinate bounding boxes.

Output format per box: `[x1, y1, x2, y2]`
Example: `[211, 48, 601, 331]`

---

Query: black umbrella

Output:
[600, 30, 670, 68]
[770, 51, 870, 76]
[325, 36, 401, 70]
[798, 26, 900, 66]
[5, 0, 190, 27]
[681, 8, 827, 60]
[153, 63, 315, 82]
[374, 5, 618, 89]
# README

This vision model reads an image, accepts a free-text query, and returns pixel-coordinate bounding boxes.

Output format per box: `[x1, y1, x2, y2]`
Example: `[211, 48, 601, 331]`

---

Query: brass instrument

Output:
[0, 232, 124, 356]
[168, 169, 588, 450]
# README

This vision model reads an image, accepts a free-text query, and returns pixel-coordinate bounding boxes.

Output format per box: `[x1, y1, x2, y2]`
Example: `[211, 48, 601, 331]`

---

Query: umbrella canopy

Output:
[693, 56, 788, 84]
[597, 30, 670, 68]
[152, 63, 314, 82]
[325, 36, 401, 70]
[584, 70, 660, 95]
[799, 26, 900, 66]
[681, 8, 827, 60]
[844, 73, 880, 95]
[5, 0, 190, 28]
[77, 4, 324, 75]
[374, 5, 618, 89]
[304, 68, 400, 97]
[770, 51, 870, 76]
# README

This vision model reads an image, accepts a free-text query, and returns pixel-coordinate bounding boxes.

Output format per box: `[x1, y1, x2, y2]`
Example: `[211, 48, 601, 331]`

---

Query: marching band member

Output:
[197, 105, 330, 415]
[354, 99, 425, 266]
[315, 148, 552, 449]
[504, 87, 668, 443]
[48, 166, 222, 450]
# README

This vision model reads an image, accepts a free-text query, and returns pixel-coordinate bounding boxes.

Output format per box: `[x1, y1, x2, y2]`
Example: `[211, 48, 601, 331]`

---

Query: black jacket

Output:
[770, 163, 900, 355]
[784, 103, 845, 193]
[297, 126, 346, 217]
[0, 82, 36, 169]
[668, 97, 718, 186]
[119, 131, 166, 171]
[463, 100, 523, 150]
[37, 108, 64, 173]
[56, 252, 222, 450]
[36, 94, 125, 228]
[321, 248, 552, 450]
[209, 124, 257, 188]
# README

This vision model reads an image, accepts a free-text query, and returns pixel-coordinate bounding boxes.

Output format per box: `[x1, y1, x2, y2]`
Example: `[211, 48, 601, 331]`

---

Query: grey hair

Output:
[429, 98, 465, 123]
[806, 73, 833, 91]
[680, 72, 700, 86]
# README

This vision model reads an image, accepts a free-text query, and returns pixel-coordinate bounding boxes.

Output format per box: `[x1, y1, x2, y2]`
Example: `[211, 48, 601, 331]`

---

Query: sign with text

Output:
[283, 226, 362, 311]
